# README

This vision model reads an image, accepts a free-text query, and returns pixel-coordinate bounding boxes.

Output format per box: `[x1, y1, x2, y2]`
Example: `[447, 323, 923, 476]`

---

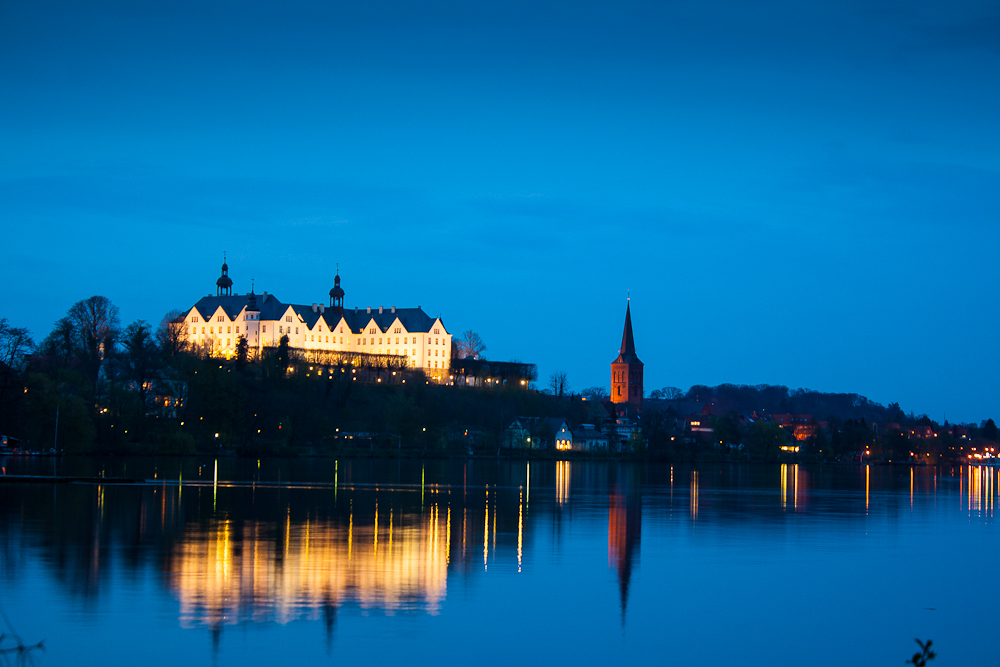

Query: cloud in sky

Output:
[1, 0, 997, 421]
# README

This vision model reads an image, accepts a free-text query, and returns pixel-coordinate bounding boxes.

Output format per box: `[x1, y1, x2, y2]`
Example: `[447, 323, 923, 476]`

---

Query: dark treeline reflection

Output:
[0, 458, 993, 637]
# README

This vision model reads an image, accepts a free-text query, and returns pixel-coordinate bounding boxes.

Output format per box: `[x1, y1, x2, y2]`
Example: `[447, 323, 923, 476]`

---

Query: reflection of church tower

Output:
[608, 479, 642, 624]
[323, 594, 338, 655]
[611, 301, 643, 414]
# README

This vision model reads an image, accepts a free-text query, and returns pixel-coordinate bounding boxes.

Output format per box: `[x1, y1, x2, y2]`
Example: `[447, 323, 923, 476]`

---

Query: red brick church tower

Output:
[611, 301, 643, 411]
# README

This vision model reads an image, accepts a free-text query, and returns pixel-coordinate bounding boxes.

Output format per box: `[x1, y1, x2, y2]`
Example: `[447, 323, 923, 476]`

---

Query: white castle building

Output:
[178, 257, 452, 376]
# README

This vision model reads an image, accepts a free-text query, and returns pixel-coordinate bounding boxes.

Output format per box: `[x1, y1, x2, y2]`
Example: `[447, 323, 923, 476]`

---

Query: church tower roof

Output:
[613, 301, 642, 365]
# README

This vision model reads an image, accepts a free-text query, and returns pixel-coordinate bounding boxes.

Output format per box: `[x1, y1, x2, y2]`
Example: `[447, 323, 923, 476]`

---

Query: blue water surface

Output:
[0, 457, 992, 666]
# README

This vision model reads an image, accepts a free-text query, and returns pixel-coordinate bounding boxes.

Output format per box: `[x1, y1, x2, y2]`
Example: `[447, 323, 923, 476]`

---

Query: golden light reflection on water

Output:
[483, 487, 489, 570]
[794, 464, 799, 511]
[780, 464, 787, 509]
[966, 465, 995, 517]
[517, 490, 523, 573]
[169, 508, 450, 628]
[556, 461, 570, 506]
[779, 464, 804, 511]
[865, 465, 870, 512]
[689, 471, 698, 520]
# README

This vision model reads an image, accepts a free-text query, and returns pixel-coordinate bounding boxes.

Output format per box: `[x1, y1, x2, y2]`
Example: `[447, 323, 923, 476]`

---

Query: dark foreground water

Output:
[0, 457, 995, 666]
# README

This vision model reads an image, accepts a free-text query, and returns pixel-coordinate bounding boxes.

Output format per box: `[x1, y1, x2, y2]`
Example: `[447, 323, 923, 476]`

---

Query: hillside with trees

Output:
[1, 298, 995, 463]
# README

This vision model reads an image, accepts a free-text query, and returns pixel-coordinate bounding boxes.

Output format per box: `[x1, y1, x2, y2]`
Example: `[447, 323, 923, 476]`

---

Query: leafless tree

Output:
[37, 316, 75, 365]
[0, 318, 33, 408]
[456, 330, 487, 359]
[67, 295, 121, 392]
[581, 386, 608, 401]
[649, 386, 683, 400]
[156, 309, 188, 357]
[0, 318, 33, 376]
[122, 319, 159, 432]
[548, 371, 570, 397]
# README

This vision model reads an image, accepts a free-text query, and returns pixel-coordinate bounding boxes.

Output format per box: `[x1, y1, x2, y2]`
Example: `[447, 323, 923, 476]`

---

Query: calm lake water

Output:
[0, 457, 995, 666]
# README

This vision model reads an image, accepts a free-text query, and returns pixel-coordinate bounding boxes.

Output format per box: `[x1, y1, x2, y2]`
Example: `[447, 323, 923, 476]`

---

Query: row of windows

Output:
[308, 335, 342, 343]
[356, 336, 423, 346]
[189, 322, 448, 348]
[189, 311, 446, 341]
[196, 325, 261, 334]
[186, 313, 449, 350]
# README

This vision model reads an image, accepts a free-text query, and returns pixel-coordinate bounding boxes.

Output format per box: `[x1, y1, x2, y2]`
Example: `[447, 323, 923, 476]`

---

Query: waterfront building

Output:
[504, 417, 609, 452]
[611, 301, 643, 412]
[178, 258, 452, 378]
[772, 414, 818, 441]
[573, 424, 609, 450]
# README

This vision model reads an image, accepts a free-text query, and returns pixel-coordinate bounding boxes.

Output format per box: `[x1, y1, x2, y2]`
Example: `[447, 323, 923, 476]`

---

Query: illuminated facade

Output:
[772, 414, 817, 441]
[178, 259, 452, 376]
[611, 301, 643, 411]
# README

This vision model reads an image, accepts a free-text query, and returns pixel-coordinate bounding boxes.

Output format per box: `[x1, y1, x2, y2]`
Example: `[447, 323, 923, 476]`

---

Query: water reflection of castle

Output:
[162, 464, 645, 631]
[168, 507, 451, 628]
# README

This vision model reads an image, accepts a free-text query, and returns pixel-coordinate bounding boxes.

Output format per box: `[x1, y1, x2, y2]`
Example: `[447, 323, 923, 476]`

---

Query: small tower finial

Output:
[216, 252, 233, 295]
[329, 265, 345, 312]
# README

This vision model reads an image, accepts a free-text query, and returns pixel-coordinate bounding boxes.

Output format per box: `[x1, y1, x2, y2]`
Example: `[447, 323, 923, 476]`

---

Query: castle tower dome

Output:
[329, 266, 345, 313]
[611, 300, 643, 412]
[216, 252, 233, 296]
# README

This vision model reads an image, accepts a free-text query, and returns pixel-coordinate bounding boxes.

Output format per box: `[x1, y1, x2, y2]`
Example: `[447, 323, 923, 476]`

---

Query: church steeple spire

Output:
[611, 300, 643, 409]
[617, 301, 641, 364]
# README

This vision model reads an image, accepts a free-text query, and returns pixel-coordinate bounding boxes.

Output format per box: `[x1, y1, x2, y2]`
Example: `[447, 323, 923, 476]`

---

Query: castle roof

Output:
[335, 307, 439, 334]
[187, 294, 443, 333]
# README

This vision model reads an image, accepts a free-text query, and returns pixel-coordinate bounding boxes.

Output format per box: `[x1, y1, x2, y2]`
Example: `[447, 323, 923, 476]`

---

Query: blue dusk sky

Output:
[1, 0, 997, 422]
